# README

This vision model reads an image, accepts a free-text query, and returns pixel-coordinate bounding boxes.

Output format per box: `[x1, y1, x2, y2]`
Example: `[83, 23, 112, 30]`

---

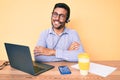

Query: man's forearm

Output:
[47, 48, 56, 56]
[34, 46, 56, 56]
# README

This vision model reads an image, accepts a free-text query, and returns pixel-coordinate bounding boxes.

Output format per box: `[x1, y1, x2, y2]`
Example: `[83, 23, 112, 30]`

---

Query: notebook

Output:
[4, 43, 54, 76]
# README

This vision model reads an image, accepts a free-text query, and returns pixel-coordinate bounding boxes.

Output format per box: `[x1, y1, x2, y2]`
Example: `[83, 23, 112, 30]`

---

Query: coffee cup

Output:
[78, 53, 90, 76]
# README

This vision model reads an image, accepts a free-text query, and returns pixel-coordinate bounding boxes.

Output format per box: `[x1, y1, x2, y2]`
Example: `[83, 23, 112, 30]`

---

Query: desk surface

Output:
[0, 61, 120, 80]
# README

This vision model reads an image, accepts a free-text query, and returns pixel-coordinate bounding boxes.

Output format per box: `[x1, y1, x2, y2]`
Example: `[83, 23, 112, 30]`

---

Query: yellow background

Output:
[0, 0, 120, 61]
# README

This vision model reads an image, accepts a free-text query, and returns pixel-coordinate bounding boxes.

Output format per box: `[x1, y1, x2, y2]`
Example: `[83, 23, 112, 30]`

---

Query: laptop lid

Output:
[4, 43, 54, 75]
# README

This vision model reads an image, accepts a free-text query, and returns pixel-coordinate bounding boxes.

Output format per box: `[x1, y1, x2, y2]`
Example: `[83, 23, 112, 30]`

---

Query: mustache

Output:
[54, 20, 64, 24]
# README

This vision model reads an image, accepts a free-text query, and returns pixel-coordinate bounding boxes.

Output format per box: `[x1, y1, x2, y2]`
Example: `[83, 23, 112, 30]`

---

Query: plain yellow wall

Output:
[0, 0, 120, 61]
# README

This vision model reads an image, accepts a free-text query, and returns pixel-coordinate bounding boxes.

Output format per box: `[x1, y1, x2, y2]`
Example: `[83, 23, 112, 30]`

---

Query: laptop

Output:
[4, 43, 54, 76]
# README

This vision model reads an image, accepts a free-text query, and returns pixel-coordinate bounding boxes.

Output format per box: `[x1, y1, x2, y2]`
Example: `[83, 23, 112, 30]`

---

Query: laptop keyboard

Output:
[34, 66, 44, 73]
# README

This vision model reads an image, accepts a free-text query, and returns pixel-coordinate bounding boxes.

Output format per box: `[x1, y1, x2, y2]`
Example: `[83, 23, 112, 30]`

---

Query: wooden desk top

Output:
[0, 61, 120, 80]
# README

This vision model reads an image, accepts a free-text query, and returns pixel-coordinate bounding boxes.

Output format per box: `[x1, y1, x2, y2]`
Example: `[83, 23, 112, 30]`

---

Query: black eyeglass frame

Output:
[52, 12, 67, 20]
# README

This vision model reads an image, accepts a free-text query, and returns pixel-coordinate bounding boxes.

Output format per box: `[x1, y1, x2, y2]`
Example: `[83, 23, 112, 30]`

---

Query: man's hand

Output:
[34, 46, 55, 56]
[68, 42, 80, 50]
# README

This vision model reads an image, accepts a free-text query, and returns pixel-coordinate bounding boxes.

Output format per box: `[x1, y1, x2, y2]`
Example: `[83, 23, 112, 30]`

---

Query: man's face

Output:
[51, 8, 67, 29]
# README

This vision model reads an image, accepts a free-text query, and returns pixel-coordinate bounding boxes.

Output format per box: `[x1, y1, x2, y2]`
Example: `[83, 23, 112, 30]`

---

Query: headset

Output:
[53, 3, 70, 23]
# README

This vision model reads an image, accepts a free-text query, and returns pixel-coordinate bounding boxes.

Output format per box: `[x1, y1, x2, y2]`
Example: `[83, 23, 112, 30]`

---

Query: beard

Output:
[51, 20, 65, 30]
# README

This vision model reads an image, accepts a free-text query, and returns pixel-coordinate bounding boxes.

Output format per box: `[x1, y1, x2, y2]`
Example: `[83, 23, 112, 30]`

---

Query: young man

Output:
[34, 3, 84, 62]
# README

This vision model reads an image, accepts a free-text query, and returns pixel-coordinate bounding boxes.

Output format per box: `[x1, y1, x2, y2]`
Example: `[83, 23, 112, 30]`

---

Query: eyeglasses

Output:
[52, 12, 66, 20]
[0, 61, 9, 70]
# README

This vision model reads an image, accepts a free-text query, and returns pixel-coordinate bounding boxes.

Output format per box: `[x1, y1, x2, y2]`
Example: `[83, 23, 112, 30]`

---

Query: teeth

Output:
[55, 21, 59, 24]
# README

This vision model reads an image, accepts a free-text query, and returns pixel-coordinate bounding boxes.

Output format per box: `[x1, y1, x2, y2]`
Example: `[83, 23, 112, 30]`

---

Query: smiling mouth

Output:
[54, 21, 60, 25]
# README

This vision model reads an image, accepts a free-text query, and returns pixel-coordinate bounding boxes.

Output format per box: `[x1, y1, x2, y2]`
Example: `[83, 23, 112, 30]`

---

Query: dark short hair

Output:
[53, 3, 70, 23]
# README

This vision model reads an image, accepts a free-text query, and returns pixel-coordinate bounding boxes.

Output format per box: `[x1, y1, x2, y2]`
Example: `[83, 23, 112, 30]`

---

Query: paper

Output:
[71, 62, 117, 77]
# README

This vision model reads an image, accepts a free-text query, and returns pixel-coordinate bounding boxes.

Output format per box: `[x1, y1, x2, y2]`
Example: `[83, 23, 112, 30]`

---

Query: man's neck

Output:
[53, 27, 65, 35]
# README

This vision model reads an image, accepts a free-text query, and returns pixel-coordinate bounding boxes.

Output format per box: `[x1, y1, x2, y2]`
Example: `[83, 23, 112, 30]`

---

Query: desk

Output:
[0, 61, 120, 80]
